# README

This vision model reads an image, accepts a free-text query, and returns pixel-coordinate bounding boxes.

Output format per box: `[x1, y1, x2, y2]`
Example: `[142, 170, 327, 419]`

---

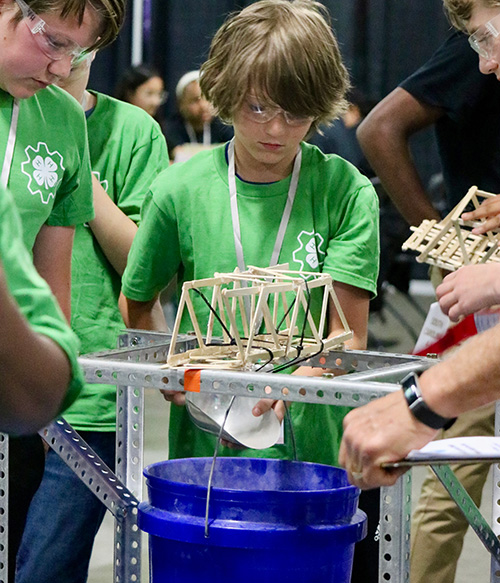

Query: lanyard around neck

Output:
[1, 98, 20, 189]
[228, 138, 302, 274]
[185, 121, 211, 146]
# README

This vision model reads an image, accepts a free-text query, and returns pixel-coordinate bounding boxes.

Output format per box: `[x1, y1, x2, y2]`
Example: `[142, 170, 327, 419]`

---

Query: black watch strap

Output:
[401, 372, 456, 430]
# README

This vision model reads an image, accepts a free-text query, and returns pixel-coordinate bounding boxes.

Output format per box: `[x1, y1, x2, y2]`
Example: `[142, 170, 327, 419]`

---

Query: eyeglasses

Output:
[15, 0, 90, 64]
[242, 99, 314, 127]
[136, 88, 169, 105]
[469, 13, 500, 60]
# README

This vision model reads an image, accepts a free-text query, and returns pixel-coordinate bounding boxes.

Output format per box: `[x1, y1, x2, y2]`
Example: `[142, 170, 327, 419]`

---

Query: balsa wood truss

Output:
[165, 266, 352, 369]
[402, 186, 500, 271]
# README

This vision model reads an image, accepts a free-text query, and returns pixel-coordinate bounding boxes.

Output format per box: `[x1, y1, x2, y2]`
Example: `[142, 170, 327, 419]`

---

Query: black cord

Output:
[192, 287, 235, 344]
[271, 276, 316, 373]
[275, 296, 296, 332]
[255, 345, 276, 371]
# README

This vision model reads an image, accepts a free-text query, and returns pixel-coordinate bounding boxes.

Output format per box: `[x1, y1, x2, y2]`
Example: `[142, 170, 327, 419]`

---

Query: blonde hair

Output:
[443, 0, 500, 31]
[11, 0, 125, 49]
[200, 0, 350, 133]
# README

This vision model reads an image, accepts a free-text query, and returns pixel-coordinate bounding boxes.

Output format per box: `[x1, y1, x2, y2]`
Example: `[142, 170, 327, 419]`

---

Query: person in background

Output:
[15, 52, 169, 583]
[309, 88, 375, 174]
[164, 69, 233, 161]
[354, 6, 500, 583]
[341, 4, 500, 581]
[115, 63, 168, 132]
[357, 31, 500, 228]
[0, 1, 125, 581]
[119, 2, 380, 580]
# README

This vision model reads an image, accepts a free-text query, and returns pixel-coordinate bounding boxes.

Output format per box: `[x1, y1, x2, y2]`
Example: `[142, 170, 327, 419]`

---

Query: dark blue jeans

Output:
[15, 430, 115, 583]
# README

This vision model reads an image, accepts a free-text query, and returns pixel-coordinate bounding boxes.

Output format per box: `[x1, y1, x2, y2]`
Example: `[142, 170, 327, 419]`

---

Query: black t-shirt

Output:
[401, 31, 500, 209]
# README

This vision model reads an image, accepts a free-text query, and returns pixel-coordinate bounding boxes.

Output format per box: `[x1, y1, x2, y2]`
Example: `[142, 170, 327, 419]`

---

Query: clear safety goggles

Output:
[15, 0, 92, 65]
[469, 13, 500, 60]
[242, 98, 314, 127]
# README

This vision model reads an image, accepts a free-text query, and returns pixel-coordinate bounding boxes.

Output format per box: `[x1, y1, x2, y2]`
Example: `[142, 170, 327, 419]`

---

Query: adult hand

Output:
[462, 194, 500, 235]
[339, 390, 438, 489]
[436, 264, 500, 321]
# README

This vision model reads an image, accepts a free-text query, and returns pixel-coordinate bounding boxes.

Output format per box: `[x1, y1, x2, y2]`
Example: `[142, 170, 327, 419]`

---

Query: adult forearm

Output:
[420, 323, 500, 419]
[340, 323, 500, 489]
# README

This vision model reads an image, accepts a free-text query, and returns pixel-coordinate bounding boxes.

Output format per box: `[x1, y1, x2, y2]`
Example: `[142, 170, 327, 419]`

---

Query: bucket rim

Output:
[143, 457, 357, 495]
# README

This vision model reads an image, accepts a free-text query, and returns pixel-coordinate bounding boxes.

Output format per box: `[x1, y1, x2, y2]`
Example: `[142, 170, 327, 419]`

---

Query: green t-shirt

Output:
[122, 142, 380, 465]
[0, 184, 84, 414]
[0, 86, 94, 250]
[63, 92, 169, 431]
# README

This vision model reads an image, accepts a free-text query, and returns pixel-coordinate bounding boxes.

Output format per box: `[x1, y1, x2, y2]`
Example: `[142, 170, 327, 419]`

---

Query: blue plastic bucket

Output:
[139, 457, 367, 583]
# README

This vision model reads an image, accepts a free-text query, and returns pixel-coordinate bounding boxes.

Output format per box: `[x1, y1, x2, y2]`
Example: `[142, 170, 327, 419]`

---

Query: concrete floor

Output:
[86, 282, 494, 582]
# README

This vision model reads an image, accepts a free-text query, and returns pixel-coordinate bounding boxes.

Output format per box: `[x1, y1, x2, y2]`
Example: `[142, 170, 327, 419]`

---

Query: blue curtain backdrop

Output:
[89, 0, 452, 182]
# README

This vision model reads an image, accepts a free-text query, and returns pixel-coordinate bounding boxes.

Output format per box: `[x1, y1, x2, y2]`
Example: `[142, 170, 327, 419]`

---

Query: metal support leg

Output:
[39, 418, 142, 583]
[492, 401, 500, 583]
[115, 385, 144, 583]
[379, 474, 412, 583]
[0, 434, 7, 583]
[40, 418, 141, 583]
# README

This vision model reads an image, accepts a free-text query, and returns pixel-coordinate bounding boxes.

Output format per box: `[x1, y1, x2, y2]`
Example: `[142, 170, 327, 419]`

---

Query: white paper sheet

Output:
[407, 436, 500, 460]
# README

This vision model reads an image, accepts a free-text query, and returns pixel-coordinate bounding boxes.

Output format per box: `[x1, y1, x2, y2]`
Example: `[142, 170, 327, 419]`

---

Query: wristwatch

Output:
[401, 372, 456, 430]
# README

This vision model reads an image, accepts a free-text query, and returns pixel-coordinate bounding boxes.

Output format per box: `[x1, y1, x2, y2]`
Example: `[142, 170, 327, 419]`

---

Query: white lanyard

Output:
[185, 121, 211, 146]
[1, 98, 20, 189]
[228, 138, 302, 275]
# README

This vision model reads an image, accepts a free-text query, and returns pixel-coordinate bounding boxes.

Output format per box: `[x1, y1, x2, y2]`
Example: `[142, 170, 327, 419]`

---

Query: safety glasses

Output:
[15, 0, 90, 64]
[469, 13, 500, 60]
[242, 98, 314, 127]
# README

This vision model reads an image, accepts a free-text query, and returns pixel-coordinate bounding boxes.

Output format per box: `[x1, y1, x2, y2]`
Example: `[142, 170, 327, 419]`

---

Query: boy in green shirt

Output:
[121, 0, 379, 465]
[121, 1, 380, 580]
[0, 1, 126, 580]
[15, 51, 169, 583]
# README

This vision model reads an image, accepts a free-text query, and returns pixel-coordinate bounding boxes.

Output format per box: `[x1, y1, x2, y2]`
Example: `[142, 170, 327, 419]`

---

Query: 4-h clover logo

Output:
[292, 230, 326, 270]
[92, 170, 108, 192]
[21, 142, 65, 204]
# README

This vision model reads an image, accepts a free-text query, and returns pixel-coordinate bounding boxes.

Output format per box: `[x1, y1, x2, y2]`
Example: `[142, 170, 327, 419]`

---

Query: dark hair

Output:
[114, 64, 163, 102]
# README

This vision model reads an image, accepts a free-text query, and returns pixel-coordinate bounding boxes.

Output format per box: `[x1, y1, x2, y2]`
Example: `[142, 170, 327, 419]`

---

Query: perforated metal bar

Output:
[305, 348, 437, 372]
[379, 475, 412, 583]
[39, 417, 143, 583]
[39, 418, 139, 514]
[432, 464, 500, 561]
[80, 357, 401, 407]
[115, 385, 144, 501]
[114, 384, 143, 583]
[0, 434, 7, 583]
[491, 401, 500, 583]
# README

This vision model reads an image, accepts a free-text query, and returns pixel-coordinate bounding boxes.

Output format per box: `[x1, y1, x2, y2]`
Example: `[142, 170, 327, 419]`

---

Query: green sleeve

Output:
[0, 185, 84, 412]
[115, 120, 169, 224]
[323, 183, 380, 297]
[121, 184, 181, 301]
[46, 108, 95, 227]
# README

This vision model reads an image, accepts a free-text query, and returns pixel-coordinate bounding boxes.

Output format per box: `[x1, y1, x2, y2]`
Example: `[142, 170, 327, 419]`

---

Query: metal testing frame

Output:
[1, 330, 499, 583]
